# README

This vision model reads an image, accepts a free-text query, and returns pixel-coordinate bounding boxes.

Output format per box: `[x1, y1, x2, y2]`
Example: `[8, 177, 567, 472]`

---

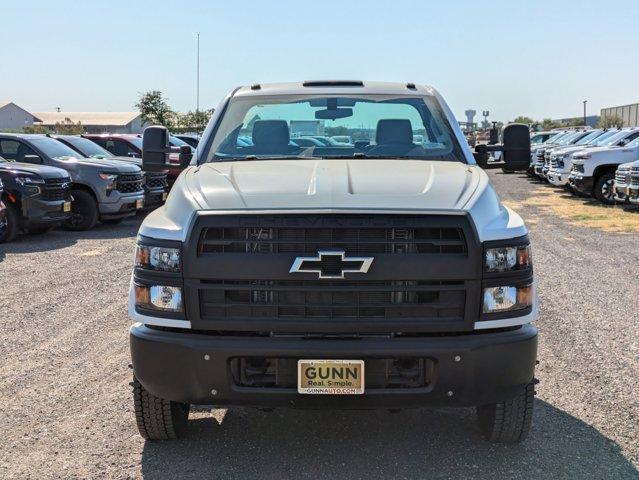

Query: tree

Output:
[511, 116, 534, 125]
[173, 109, 214, 133]
[53, 118, 84, 135]
[541, 118, 561, 130]
[23, 124, 51, 134]
[135, 90, 175, 129]
[598, 114, 624, 129]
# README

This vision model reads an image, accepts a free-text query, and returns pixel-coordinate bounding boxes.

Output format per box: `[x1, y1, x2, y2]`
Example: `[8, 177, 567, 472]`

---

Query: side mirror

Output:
[501, 123, 531, 171]
[178, 145, 193, 168]
[22, 154, 43, 164]
[142, 126, 191, 172]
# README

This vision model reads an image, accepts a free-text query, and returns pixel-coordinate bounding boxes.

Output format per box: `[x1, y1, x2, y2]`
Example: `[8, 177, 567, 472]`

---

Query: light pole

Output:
[583, 100, 587, 126]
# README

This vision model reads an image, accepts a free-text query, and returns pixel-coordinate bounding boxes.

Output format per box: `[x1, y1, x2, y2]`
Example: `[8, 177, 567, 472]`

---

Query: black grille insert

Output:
[41, 177, 70, 201]
[200, 225, 466, 255]
[198, 280, 465, 322]
[145, 173, 168, 190]
[116, 173, 144, 194]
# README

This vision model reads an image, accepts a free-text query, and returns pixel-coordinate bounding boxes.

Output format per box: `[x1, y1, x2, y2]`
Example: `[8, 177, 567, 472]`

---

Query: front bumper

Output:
[20, 196, 72, 227]
[568, 174, 594, 196]
[614, 182, 639, 203]
[547, 170, 569, 186]
[142, 189, 167, 210]
[99, 193, 145, 219]
[130, 323, 538, 408]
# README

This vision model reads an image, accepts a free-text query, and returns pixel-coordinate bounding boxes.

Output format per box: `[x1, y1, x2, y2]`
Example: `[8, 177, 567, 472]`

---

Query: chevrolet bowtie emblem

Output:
[289, 250, 374, 279]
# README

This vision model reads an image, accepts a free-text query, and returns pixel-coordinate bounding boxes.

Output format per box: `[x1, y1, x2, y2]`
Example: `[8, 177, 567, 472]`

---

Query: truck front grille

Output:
[116, 173, 144, 194]
[144, 172, 168, 190]
[41, 177, 70, 201]
[616, 170, 631, 185]
[184, 214, 481, 333]
[198, 280, 466, 322]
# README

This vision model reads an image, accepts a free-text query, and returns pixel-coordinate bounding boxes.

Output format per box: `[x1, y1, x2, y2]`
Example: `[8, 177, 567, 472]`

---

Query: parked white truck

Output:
[546, 129, 619, 187]
[569, 128, 639, 203]
[128, 81, 537, 444]
[613, 160, 639, 203]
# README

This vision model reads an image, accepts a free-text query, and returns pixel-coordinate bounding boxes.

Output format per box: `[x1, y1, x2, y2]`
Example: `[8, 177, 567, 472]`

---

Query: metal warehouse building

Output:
[600, 102, 639, 127]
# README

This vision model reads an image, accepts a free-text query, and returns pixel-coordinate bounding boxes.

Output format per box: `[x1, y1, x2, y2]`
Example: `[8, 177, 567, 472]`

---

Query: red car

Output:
[83, 134, 183, 186]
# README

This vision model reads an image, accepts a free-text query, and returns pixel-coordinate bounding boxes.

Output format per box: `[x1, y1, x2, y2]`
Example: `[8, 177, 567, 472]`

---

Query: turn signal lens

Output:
[482, 284, 533, 313]
[135, 284, 183, 313]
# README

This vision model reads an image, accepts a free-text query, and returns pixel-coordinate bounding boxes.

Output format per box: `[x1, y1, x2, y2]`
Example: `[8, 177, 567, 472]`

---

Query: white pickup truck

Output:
[128, 81, 537, 444]
[546, 129, 619, 187]
[569, 128, 639, 203]
[613, 160, 639, 203]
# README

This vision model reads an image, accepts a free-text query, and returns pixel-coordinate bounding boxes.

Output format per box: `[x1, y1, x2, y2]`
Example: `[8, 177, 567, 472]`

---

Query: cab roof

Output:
[233, 81, 436, 97]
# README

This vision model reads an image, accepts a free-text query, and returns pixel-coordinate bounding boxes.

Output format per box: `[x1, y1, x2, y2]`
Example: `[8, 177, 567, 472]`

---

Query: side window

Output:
[90, 138, 108, 149]
[624, 132, 639, 143]
[110, 140, 134, 157]
[104, 140, 118, 155]
[0, 140, 37, 162]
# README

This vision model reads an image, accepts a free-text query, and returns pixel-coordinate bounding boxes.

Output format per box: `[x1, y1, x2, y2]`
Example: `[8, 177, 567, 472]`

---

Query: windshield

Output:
[589, 130, 620, 146]
[62, 136, 114, 158]
[206, 94, 463, 162]
[599, 130, 634, 147]
[29, 137, 83, 160]
[547, 132, 569, 144]
[574, 131, 603, 145]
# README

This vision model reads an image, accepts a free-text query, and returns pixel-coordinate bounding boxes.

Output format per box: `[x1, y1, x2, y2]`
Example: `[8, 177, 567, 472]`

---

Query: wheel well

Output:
[593, 165, 617, 181]
[70, 183, 98, 203]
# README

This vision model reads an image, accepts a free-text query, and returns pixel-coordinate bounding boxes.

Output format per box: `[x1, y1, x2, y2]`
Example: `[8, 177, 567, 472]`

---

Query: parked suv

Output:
[128, 81, 537, 444]
[52, 135, 168, 210]
[84, 134, 184, 187]
[0, 134, 145, 230]
[569, 128, 639, 203]
[546, 129, 620, 187]
[0, 154, 72, 242]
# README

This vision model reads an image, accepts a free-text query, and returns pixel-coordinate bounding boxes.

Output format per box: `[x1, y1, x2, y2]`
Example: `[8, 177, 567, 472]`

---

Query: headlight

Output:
[134, 284, 183, 312]
[135, 244, 181, 272]
[485, 244, 532, 272]
[575, 154, 591, 160]
[483, 285, 533, 313]
[99, 172, 118, 181]
[15, 175, 44, 186]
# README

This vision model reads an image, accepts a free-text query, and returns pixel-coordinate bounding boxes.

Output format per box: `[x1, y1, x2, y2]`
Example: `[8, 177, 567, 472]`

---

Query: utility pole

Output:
[196, 33, 200, 135]
[583, 100, 587, 126]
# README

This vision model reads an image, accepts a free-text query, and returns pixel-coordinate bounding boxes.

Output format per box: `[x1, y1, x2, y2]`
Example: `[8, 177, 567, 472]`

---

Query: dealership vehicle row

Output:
[527, 126, 639, 205]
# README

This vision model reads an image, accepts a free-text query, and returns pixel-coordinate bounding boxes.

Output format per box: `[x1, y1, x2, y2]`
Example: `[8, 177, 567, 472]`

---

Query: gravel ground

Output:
[1, 170, 638, 479]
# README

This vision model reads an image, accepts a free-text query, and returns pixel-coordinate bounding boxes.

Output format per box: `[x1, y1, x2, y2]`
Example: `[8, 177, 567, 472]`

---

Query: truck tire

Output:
[0, 203, 19, 243]
[476, 382, 534, 443]
[63, 189, 98, 231]
[133, 376, 190, 440]
[593, 172, 616, 204]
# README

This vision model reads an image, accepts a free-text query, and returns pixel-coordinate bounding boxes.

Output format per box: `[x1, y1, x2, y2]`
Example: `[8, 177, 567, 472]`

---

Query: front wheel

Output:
[0, 202, 19, 243]
[132, 377, 190, 440]
[63, 189, 98, 231]
[593, 172, 616, 204]
[476, 382, 535, 443]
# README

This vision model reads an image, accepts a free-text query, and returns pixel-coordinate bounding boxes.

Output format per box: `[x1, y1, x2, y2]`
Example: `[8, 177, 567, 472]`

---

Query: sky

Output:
[2, 0, 638, 123]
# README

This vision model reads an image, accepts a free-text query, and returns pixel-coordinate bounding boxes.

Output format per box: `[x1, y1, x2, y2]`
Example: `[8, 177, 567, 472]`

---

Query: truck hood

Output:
[180, 160, 480, 211]
[0, 162, 70, 179]
[59, 156, 141, 173]
[143, 159, 526, 243]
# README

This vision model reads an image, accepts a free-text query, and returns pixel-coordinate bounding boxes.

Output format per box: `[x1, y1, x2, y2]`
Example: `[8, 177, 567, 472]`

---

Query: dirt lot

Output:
[1, 171, 638, 479]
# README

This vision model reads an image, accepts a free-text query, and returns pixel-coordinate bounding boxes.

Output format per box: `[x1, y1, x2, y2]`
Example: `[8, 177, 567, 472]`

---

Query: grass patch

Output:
[519, 187, 639, 233]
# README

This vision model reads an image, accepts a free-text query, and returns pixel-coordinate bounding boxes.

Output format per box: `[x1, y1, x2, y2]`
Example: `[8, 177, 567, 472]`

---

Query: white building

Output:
[0, 101, 42, 131]
[33, 111, 148, 134]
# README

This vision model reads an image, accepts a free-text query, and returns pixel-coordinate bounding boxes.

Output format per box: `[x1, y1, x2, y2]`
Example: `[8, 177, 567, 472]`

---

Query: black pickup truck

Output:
[0, 155, 72, 242]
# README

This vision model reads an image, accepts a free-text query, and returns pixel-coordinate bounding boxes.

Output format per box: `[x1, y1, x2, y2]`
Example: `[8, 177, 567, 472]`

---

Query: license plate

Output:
[63, 201, 71, 212]
[297, 360, 364, 395]
[162, 192, 168, 201]
[136, 199, 144, 209]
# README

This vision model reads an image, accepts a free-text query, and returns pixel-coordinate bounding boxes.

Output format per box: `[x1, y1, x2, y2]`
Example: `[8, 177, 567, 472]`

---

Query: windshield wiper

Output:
[213, 155, 314, 162]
